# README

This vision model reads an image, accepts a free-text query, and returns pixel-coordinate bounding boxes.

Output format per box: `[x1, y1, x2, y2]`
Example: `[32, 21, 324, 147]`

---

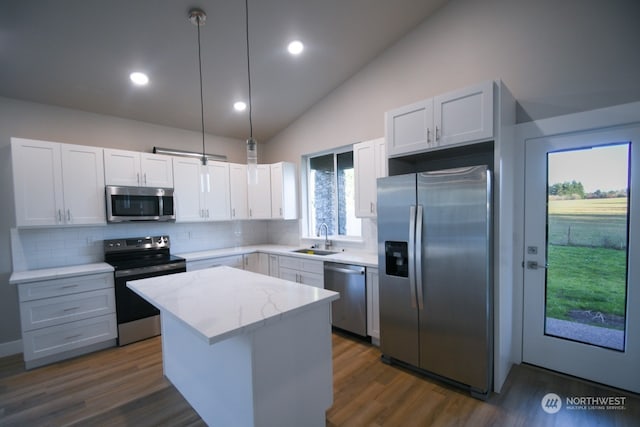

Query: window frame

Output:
[302, 145, 362, 241]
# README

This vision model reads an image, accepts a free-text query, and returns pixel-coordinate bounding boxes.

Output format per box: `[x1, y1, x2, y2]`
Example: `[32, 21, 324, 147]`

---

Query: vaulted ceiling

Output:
[0, 0, 448, 141]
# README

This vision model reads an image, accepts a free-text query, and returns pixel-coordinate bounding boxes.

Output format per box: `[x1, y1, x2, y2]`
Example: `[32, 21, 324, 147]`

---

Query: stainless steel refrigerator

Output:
[377, 165, 492, 398]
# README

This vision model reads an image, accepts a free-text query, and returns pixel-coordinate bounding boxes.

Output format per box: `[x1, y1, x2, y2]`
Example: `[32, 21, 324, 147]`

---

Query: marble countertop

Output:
[9, 262, 114, 285]
[177, 244, 379, 268]
[127, 266, 339, 345]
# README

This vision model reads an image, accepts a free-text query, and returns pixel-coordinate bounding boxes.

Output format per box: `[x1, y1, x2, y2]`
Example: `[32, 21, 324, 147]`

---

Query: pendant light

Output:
[244, 0, 258, 184]
[189, 8, 208, 166]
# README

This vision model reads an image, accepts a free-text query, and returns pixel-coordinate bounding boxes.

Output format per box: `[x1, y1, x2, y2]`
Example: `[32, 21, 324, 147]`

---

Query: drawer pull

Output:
[65, 334, 83, 340]
[61, 285, 79, 289]
[63, 306, 80, 312]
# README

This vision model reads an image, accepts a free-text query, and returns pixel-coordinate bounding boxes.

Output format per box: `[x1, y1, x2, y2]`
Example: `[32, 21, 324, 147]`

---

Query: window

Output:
[306, 148, 361, 238]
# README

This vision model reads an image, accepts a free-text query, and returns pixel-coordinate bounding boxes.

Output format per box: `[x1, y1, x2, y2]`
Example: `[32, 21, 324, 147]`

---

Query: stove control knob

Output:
[115, 242, 121, 247]
[108, 243, 114, 248]
[157, 237, 163, 244]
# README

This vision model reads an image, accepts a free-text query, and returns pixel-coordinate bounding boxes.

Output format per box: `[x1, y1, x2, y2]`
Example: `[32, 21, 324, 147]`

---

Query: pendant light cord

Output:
[245, 0, 253, 138]
[196, 16, 206, 163]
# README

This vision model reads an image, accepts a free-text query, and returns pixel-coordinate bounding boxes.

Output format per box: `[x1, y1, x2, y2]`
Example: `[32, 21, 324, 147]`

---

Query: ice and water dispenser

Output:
[385, 241, 408, 277]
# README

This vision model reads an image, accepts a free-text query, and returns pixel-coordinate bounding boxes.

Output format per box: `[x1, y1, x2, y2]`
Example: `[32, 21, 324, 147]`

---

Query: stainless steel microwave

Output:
[105, 186, 176, 223]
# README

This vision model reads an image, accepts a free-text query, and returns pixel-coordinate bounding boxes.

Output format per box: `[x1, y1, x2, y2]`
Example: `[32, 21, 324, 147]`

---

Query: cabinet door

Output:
[104, 149, 141, 186]
[354, 140, 377, 218]
[229, 163, 249, 220]
[385, 99, 434, 157]
[374, 138, 387, 179]
[299, 271, 324, 289]
[247, 165, 272, 219]
[173, 157, 204, 222]
[271, 162, 297, 219]
[206, 161, 231, 221]
[366, 268, 380, 341]
[140, 153, 174, 188]
[60, 144, 106, 225]
[279, 267, 299, 283]
[268, 254, 280, 277]
[243, 253, 269, 275]
[434, 80, 493, 147]
[11, 138, 64, 227]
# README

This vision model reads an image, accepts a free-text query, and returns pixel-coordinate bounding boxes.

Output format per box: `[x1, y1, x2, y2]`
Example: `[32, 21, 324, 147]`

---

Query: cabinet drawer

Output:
[187, 255, 244, 271]
[22, 314, 117, 362]
[20, 289, 115, 332]
[18, 273, 114, 302]
[278, 256, 323, 274]
[300, 271, 324, 289]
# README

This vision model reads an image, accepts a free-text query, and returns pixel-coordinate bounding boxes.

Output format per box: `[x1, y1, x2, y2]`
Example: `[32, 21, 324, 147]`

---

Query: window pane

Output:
[545, 143, 630, 351]
[309, 154, 335, 236]
[337, 151, 361, 236]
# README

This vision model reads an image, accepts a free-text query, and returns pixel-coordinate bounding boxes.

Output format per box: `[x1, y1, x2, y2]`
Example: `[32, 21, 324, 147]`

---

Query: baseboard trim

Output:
[0, 339, 22, 358]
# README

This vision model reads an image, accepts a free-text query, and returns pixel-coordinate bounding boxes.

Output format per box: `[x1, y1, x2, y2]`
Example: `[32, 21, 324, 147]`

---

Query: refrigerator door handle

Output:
[408, 205, 417, 309]
[415, 205, 424, 310]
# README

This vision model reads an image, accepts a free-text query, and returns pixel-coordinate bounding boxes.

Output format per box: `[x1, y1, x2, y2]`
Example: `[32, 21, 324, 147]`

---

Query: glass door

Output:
[522, 126, 640, 393]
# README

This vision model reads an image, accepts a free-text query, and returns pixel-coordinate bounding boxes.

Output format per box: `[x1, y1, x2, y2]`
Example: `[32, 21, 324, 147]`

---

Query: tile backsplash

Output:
[11, 221, 270, 271]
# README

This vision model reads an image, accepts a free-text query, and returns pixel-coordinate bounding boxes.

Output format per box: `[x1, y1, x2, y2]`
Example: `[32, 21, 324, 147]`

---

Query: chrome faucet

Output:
[317, 222, 332, 250]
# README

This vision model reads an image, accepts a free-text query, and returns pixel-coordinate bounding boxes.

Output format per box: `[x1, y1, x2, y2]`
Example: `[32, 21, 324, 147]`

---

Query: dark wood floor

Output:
[0, 332, 638, 426]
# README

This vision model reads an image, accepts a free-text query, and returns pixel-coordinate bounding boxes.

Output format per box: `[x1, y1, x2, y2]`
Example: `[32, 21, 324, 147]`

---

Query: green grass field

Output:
[546, 197, 628, 330]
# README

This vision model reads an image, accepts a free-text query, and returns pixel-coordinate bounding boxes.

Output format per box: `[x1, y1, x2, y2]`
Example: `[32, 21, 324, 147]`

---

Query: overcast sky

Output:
[548, 143, 629, 193]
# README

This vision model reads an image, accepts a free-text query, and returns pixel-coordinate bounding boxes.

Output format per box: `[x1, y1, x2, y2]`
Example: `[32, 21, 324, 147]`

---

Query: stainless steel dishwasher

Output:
[324, 262, 367, 337]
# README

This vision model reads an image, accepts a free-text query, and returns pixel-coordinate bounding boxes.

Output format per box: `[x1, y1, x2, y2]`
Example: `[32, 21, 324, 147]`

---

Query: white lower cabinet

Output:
[268, 254, 280, 277]
[366, 267, 380, 343]
[17, 272, 117, 369]
[186, 255, 244, 271]
[278, 256, 324, 288]
[243, 253, 269, 275]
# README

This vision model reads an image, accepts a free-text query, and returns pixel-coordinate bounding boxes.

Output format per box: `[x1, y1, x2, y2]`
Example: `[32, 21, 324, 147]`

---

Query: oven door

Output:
[114, 263, 186, 325]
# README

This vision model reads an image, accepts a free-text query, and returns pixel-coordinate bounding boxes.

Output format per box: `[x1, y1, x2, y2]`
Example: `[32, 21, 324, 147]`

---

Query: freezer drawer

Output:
[324, 262, 366, 336]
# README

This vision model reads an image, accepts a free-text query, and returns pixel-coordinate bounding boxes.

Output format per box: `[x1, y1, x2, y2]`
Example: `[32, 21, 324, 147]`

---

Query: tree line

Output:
[549, 181, 627, 199]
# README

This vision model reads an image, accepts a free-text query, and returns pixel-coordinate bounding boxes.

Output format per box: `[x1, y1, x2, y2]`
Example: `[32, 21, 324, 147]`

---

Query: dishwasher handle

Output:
[324, 264, 365, 275]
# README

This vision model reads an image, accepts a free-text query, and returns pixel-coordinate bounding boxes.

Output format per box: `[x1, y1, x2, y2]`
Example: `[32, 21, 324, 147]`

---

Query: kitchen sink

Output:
[291, 248, 338, 256]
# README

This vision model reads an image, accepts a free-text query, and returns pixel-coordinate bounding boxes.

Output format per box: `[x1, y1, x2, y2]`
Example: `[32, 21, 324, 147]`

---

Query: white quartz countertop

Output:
[127, 266, 339, 345]
[177, 244, 379, 268]
[10, 262, 114, 285]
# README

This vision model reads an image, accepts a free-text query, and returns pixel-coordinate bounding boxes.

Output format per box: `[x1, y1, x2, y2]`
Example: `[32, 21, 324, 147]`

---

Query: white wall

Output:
[261, 0, 640, 390]
[0, 96, 250, 350]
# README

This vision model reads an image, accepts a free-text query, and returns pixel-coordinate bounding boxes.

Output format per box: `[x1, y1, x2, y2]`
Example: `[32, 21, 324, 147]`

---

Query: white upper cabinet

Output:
[434, 80, 493, 147]
[247, 165, 272, 219]
[270, 162, 297, 220]
[386, 99, 435, 157]
[11, 138, 105, 227]
[104, 148, 173, 187]
[173, 158, 231, 222]
[173, 157, 204, 222]
[354, 137, 386, 218]
[205, 161, 231, 221]
[229, 163, 249, 220]
[386, 80, 494, 157]
[60, 144, 106, 225]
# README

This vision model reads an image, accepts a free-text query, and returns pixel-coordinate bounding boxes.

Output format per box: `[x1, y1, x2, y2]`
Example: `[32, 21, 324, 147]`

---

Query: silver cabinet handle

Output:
[67, 209, 71, 223]
[427, 127, 431, 143]
[63, 306, 80, 312]
[280, 207, 283, 216]
[206, 209, 210, 218]
[65, 334, 83, 340]
[57, 209, 63, 223]
[232, 208, 236, 217]
[370, 202, 374, 213]
[137, 173, 140, 186]
[144, 173, 147, 185]
[249, 208, 253, 217]
[435, 125, 440, 141]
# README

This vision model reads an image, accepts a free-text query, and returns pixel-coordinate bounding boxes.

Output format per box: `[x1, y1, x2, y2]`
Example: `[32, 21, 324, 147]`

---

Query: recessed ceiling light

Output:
[287, 40, 304, 55]
[234, 101, 247, 112]
[129, 72, 149, 86]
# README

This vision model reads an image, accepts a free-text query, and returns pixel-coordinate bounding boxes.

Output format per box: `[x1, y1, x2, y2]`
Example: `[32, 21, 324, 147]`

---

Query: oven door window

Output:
[115, 268, 184, 323]
[111, 195, 160, 217]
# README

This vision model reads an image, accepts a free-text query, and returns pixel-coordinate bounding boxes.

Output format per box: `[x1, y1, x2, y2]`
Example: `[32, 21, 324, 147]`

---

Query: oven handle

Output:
[115, 263, 186, 278]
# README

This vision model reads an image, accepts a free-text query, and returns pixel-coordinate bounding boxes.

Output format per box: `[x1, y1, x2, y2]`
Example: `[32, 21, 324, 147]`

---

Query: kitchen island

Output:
[127, 266, 339, 427]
